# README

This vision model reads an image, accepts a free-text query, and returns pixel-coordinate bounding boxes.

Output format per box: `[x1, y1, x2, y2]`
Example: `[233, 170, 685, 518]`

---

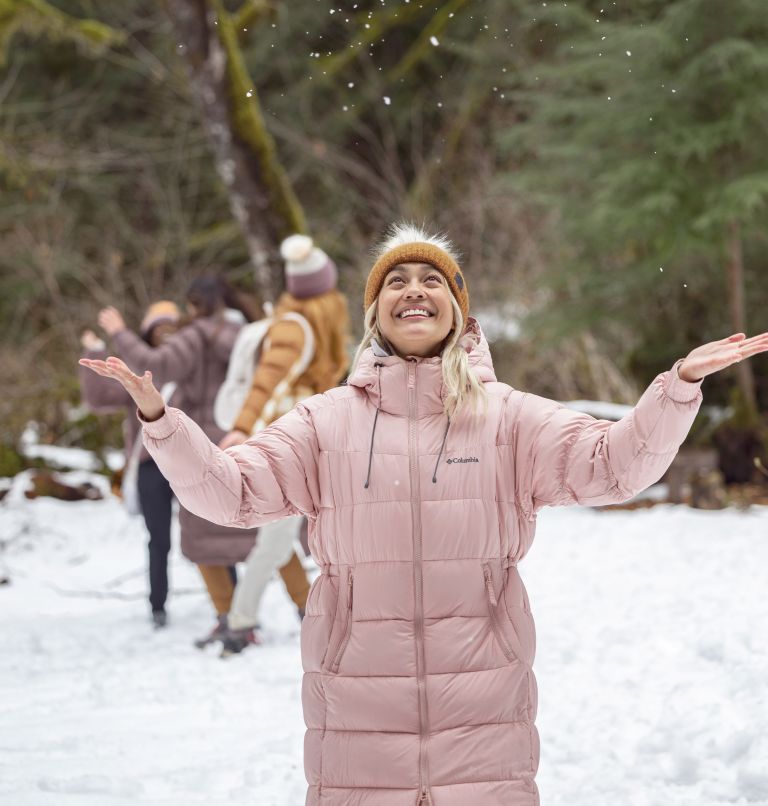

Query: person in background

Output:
[218, 235, 350, 655]
[95, 277, 259, 647]
[81, 222, 768, 804]
[80, 301, 181, 628]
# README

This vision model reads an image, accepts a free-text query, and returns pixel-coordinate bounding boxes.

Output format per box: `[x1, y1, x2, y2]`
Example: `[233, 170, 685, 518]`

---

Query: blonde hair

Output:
[352, 271, 486, 419]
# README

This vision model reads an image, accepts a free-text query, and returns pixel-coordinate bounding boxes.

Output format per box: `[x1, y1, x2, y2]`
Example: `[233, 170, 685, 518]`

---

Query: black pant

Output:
[137, 458, 174, 613]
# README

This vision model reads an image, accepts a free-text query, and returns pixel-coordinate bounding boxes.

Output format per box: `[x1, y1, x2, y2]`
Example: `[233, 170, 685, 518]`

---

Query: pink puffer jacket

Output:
[142, 322, 702, 805]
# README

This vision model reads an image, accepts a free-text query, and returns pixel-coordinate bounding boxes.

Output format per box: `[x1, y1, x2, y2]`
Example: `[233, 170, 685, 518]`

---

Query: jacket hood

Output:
[347, 317, 496, 417]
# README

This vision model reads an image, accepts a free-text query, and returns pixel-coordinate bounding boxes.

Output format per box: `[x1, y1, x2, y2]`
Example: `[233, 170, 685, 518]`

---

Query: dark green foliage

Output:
[499, 0, 768, 407]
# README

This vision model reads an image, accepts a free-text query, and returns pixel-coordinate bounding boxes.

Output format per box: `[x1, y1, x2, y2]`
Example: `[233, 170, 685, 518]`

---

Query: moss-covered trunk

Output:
[164, 0, 306, 301]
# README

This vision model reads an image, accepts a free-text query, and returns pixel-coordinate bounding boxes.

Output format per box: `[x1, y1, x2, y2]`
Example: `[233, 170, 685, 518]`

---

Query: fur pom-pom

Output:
[280, 234, 314, 262]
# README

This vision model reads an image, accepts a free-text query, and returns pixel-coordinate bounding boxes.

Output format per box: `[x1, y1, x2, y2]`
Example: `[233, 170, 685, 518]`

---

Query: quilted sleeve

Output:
[505, 360, 703, 514]
[141, 400, 320, 528]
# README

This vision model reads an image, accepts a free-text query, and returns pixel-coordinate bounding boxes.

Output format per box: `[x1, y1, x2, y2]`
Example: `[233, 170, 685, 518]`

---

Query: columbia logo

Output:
[446, 457, 479, 464]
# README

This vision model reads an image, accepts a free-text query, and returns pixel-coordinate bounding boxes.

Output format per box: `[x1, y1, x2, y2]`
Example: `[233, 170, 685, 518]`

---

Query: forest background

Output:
[1, 0, 767, 482]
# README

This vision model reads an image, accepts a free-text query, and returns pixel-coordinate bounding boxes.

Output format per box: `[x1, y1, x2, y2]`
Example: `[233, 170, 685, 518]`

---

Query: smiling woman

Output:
[353, 223, 486, 419]
[79, 221, 768, 806]
[376, 263, 454, 356]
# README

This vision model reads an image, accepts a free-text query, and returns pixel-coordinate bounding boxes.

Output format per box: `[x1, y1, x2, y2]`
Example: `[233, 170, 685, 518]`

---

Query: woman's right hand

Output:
[78, 356, 165, 422]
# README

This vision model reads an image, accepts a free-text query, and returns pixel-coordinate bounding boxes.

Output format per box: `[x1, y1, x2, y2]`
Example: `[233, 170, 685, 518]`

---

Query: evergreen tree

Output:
[500, 0, 768, 412]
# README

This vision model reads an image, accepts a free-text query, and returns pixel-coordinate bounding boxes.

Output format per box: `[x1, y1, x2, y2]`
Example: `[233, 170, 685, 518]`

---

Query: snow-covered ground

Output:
[1, 489, 767, 806]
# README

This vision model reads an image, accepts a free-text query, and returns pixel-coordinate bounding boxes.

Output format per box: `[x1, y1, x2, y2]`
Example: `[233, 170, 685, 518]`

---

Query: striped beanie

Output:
[281, 235, 338, 299]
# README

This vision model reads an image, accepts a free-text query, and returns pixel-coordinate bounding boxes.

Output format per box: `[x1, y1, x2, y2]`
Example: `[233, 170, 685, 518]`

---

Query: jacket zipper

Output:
[329, 571, 354, 673]
[483, 563, 516, 663]
[408, 361, 431, 801]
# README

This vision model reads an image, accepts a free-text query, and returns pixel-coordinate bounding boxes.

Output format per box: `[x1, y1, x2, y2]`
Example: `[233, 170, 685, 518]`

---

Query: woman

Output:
[81, 224, 768, 805]
[218, 233, 350, 655]
[96, 277, 260, 647]
[79, 301, 181, 628]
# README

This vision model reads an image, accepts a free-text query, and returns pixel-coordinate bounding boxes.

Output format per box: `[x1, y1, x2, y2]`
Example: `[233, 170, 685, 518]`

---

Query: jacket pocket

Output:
[483, 562, 517, 663]
[324, 569, 354, 674]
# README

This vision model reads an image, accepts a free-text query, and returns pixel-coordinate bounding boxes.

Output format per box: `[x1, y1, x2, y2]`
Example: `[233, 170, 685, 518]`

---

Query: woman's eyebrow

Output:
[391, 263, 434, 274]
[384, 264, 436, 282]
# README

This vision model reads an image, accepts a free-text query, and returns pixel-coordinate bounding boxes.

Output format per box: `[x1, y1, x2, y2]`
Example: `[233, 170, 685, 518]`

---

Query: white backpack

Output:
[214, 312, 315, 434]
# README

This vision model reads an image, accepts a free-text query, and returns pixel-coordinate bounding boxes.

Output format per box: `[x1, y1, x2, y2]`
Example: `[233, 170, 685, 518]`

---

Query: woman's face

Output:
[376, 262, 454, 358]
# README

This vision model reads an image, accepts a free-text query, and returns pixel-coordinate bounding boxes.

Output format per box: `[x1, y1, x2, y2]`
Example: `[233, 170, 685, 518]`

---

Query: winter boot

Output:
[220, 626, 261, 658]
[193, 614, 228, 649]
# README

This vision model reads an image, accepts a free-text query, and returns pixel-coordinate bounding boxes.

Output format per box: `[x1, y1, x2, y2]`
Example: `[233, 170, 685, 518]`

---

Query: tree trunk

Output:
[164, 0, 306, 302]
[726, 221, 758, 417]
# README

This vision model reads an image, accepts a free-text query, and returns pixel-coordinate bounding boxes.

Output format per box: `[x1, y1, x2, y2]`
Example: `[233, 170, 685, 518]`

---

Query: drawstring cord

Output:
[363, 365, 450, 488]
[364, 364, 383, 489]
[432, 416, 451, 484]
[363, 408, 380, 489]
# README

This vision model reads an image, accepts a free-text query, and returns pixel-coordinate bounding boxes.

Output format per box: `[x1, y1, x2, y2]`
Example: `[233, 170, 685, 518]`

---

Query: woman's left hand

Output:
[98, 306, 126, 337]
[678, 332, 768, 382]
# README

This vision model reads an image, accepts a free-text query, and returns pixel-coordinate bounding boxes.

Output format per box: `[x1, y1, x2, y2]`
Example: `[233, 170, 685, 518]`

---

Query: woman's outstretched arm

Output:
[506, 331, 768, 513]
[78, 356, 319, 527]
[98, 306, 202, 386]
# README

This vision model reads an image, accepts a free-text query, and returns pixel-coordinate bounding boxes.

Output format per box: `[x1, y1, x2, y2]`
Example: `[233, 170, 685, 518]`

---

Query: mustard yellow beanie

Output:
[364, 226, 469, 325]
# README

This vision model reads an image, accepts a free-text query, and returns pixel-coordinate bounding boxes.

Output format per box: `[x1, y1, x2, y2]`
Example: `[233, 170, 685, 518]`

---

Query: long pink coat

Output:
[142, 323, 702, 805]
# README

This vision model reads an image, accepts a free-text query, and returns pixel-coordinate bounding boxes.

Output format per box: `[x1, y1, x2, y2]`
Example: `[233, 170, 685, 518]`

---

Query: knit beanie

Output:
[139, 300, 181, 338]
[281, 235, 338, 299]
[364, 240, 469, 326]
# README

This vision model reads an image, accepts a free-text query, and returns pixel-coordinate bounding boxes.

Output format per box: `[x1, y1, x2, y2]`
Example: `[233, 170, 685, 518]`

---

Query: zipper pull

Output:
[417, 788, 431, 804]
[348, 572, 354, 609]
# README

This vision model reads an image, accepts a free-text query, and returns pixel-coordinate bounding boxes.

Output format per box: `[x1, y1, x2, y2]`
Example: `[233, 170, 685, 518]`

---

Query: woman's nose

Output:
[404, 281, 426, 298]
